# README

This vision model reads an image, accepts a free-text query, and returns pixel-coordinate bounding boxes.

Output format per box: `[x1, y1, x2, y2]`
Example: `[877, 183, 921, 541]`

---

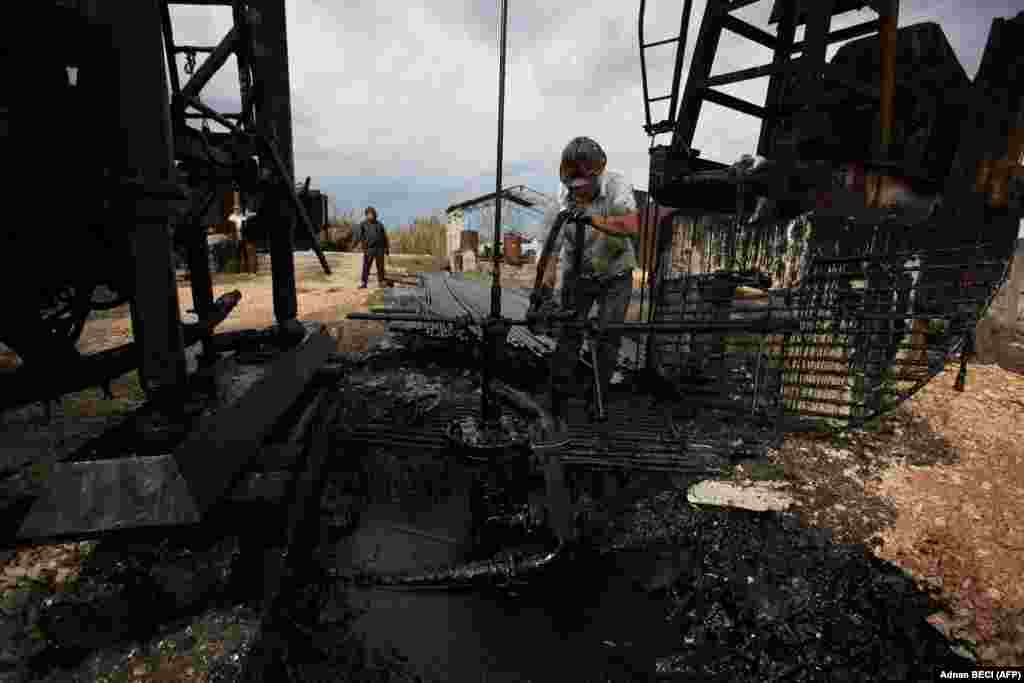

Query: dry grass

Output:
[389, 217, 447, 258]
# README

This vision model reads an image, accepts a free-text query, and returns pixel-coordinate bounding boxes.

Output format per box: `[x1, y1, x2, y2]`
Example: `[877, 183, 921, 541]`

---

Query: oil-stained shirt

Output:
[543, 170, 639, 283]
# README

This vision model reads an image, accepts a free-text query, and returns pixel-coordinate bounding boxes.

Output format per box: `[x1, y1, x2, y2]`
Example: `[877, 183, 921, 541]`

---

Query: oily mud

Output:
[312, 349, 972, 682]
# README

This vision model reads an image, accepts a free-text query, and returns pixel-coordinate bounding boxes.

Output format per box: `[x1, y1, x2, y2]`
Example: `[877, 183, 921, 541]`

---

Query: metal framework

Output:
[631, 0, 1024, 427]
[0, 0, 334, 416]
[1, 2, 338, 558]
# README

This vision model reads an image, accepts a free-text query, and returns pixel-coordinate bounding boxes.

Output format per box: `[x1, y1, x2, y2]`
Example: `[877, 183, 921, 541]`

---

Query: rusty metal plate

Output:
[17, 454, 200, 540]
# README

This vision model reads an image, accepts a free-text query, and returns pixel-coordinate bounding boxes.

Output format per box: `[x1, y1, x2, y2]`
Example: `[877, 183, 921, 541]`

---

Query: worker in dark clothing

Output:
[354, 206, 390, 288]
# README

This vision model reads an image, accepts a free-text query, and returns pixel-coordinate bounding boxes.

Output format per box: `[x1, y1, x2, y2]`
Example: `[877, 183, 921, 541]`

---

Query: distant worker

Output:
[530, 136, 640, 450]
[354, 206, 390, 289]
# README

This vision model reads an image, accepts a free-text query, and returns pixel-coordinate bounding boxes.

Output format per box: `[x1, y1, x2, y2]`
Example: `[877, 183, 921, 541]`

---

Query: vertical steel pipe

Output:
[482, 0, 510, 425]
[491, 0, 509, 321]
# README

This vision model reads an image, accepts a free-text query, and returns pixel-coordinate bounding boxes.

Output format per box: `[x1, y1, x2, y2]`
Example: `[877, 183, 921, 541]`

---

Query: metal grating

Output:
[341, 389, 776, 473]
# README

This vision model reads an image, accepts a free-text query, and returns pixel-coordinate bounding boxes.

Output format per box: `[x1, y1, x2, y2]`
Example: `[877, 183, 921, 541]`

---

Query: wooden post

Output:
[869, 0, 899, 209]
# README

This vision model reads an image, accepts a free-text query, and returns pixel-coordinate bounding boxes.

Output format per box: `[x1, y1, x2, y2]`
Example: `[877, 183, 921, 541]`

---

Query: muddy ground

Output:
[0, 347, 994, 682]
[1, 255, 1023, 680]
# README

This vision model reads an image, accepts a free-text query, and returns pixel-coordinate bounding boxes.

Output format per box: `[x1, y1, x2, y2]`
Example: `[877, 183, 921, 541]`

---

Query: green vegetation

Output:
[222, 256, 241, 273]
[389, 215, 447, 257]
[462, 271, 492, 285]
[850, 365, 900, 419]
[742, 461, 787, 481]
[390, 253, 449, 273]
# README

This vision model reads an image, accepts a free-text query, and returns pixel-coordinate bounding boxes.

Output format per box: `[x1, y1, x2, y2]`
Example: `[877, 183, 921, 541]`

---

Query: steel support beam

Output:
[729, 0, 765, 10]
[94, 0, 187, 406]
[758, 0, 797, 157]
[790, 19, 881, 53]
[672, 0, 727, 153]
[704, 59, 800, 88]
[159, 0, 181, 96]
[701, 88, 767, 118]
[721, 14, 778, 50]
[250, 0, 301, 340]
[180, 26, 240, 101]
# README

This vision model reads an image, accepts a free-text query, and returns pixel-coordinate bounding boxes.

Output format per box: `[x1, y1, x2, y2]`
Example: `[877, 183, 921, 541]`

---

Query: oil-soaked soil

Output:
[325, 450, 970, 682]
[310, 347, 973, 682]
[2, 339, 978, 682]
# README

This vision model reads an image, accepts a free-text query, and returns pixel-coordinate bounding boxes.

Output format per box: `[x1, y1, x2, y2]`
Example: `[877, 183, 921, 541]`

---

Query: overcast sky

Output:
[168, 0, 1020, 232]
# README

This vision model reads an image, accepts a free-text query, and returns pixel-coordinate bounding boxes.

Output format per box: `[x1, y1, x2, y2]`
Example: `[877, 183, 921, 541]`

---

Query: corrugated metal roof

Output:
[445, 185, 557, 215]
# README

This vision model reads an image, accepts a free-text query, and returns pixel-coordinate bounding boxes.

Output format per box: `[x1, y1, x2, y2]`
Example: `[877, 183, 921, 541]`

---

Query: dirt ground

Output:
[750, 360, 1024, 665]
[73, 252, 435, 358]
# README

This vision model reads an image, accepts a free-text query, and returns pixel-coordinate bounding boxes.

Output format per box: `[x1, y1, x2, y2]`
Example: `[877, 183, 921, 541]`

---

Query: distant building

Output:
[444, 185, 556, 269]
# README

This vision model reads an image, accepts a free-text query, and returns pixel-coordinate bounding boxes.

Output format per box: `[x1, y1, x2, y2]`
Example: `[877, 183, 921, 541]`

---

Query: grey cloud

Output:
[534, 16, 640, 104]
[192, 0, 1023, 225]
[419, 0, 577, 54]
[306, 0, 407, 44]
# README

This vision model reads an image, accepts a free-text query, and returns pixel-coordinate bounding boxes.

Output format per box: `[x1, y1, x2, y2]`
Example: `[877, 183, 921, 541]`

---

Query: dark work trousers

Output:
[361, 249, 386, 286]
[550, 271, 633, 416]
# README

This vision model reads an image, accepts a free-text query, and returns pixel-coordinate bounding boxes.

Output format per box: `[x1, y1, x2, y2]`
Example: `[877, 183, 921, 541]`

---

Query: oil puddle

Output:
[332, 447, 679, 681]
[346, 552, 677, 682]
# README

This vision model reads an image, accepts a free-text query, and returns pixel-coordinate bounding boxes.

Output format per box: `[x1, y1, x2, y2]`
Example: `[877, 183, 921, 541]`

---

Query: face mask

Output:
[566, 177, 598, 204]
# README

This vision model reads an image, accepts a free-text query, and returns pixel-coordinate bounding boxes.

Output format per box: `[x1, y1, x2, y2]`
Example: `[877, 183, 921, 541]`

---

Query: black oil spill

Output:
[326, 440, 973, 683]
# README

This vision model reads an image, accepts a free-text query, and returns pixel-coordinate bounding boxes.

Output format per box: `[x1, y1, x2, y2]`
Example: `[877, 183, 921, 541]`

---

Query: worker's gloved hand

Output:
[529, 286, 554, 311]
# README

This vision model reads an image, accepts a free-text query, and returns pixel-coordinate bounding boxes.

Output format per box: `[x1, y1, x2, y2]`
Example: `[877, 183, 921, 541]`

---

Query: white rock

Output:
[687, 480, 793, 512]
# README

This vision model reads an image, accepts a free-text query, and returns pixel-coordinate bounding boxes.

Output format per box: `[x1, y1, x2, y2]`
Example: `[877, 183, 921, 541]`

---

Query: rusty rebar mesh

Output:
[338, 355, 778, 470]
[650, 216, 1010, 425]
